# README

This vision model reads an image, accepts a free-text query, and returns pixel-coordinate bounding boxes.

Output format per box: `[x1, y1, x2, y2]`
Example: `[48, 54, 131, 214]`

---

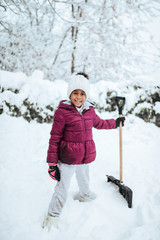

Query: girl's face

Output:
[70, 89, 86, 108]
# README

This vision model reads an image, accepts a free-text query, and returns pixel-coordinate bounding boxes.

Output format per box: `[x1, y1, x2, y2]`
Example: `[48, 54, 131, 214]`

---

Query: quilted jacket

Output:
[47, 100, 116, 165]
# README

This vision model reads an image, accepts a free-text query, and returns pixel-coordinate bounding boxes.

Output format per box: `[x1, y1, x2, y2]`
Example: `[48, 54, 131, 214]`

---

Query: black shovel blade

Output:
[107, 175, 133, 208]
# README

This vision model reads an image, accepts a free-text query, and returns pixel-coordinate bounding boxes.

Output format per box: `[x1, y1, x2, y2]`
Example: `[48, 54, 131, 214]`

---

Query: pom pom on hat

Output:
[67, 73, 90, 98]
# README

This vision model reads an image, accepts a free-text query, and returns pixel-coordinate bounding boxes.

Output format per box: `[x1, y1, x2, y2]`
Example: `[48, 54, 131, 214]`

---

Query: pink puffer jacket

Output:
[47, 100, 116, 165]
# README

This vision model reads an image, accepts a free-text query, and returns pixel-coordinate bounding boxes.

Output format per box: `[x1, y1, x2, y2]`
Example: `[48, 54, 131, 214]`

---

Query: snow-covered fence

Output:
[0, 70, 160, 127]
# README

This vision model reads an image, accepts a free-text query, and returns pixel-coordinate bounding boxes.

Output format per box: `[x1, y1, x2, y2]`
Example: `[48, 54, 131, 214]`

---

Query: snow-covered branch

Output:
[0, 0, 160, 81]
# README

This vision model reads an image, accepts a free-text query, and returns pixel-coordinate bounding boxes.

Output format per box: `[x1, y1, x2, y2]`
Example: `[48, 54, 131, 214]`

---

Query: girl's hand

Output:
[116, 117, 125, 128]
[48, 164, 60, 181]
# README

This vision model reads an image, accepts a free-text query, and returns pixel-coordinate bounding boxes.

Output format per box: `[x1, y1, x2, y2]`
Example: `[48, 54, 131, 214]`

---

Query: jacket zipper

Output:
[81, 114, 86, 163]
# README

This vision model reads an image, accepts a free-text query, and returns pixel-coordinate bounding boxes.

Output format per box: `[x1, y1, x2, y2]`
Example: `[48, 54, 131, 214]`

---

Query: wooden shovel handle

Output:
[119, 114, 123, 183]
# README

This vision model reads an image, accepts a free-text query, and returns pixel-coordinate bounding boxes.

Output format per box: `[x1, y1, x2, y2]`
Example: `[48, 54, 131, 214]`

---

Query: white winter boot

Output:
[73, 191, 97, 202]
[42, 214, 59, 231]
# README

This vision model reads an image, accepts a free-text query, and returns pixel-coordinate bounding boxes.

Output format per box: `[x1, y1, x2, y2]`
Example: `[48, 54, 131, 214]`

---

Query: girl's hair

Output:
[76, 72, 89, 80]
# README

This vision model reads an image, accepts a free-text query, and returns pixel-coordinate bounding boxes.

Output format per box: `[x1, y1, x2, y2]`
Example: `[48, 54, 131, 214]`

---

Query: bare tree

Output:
[0, 0, 160, 82]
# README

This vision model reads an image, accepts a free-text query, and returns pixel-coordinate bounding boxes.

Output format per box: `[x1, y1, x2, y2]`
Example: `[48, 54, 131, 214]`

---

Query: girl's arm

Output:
[93, 110, 116, 130]
[47, 109, 65, 164]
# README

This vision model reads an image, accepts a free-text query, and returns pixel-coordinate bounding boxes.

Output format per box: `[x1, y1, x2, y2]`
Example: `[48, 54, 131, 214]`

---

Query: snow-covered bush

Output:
[90, 79, 160, 127]
[0, 70, 67, 123]
[0, 70, 160, 127]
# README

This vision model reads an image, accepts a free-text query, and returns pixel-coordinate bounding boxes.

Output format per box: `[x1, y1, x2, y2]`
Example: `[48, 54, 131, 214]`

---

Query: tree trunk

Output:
[71, 4, 83, 74]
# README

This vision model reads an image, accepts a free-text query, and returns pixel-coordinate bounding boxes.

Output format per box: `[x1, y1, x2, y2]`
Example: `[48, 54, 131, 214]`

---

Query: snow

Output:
[0, 69, 160, 239]
[0, 112, 160, 240]
[154, 102, 160, 113]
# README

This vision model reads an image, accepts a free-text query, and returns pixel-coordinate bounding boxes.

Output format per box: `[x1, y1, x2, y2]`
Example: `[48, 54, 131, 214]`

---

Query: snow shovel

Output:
[107, 96, 133, 208]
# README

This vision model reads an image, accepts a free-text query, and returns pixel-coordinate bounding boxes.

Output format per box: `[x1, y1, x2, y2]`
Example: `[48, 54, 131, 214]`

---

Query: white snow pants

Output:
[48, 162, 90, 217]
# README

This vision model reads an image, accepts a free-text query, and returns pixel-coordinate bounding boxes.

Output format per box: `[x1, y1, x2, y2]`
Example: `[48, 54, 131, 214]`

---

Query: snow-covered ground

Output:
[0, 111, 160, 240]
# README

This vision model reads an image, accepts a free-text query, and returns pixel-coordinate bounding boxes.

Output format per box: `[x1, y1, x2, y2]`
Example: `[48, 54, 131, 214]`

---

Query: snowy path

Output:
[0, 113, 160, 240]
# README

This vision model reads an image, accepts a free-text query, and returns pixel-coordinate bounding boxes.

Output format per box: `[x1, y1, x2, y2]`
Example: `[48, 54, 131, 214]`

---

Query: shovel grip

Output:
[115, 96, 125, 115]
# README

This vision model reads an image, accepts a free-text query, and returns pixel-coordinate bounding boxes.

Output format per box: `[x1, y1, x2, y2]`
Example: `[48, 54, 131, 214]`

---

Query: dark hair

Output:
[76, 72, 89, 80]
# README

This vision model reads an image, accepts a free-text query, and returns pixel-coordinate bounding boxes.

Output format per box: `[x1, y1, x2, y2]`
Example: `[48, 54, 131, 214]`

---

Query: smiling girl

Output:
[42, 72, 125, 230]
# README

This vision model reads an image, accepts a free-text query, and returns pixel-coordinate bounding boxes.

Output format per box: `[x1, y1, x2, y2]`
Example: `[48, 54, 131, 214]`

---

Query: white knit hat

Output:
[67, 74, 90, 98]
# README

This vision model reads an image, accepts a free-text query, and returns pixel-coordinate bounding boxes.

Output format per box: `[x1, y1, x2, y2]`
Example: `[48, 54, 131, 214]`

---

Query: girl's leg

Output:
[48, 163, 76, 217]
[75, 164, 90, 199]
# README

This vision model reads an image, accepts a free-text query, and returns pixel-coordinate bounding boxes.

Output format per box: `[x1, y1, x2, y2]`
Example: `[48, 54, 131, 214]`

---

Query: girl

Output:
[42, 72, 125, 230]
